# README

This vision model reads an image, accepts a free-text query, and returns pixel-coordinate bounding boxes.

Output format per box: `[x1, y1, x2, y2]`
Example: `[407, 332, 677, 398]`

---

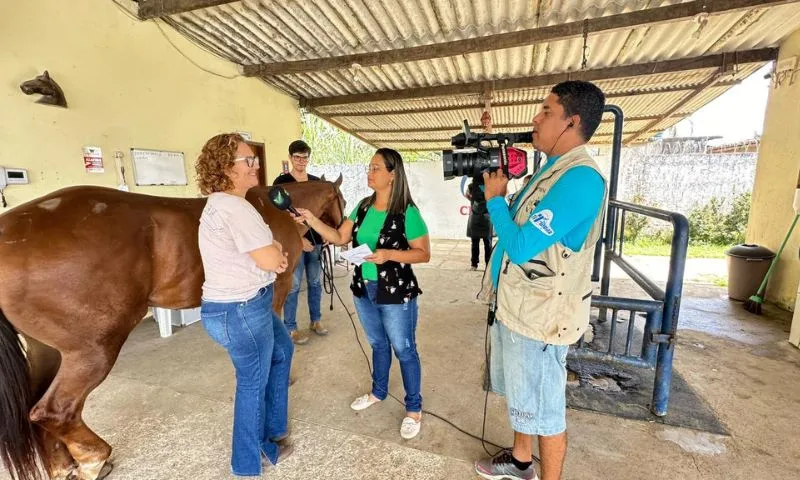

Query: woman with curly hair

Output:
[196, 133, 294, 476]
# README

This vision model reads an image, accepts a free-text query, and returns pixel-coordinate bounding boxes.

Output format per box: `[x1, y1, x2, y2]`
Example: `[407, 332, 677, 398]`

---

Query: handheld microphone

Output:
[267, 185, 308, 228]
[267, 185, 298, 213]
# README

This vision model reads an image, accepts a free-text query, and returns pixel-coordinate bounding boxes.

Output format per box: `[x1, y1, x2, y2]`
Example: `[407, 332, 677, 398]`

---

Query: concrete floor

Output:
[8, 240, 800, 479]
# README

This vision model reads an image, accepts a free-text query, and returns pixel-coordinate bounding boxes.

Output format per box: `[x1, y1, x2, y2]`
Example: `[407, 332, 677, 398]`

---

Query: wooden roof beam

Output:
[243, 0, 795, 76]
[300, 48, 775, 108]
[368, 133, 630, 144]
[624, 74, 723, 144]
[393, 132, 648, 151]
[351, 116, 666, 134]
[318, 82, 740, 117]
[137, 0, 239, 19]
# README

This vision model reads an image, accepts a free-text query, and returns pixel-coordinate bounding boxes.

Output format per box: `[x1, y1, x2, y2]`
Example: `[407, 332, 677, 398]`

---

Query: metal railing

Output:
[588, 200, 688, 416]
[573, 104, 689, 417]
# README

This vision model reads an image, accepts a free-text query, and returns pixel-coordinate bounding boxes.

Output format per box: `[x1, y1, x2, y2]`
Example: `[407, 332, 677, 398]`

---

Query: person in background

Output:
[466, 177, 493, 271]
[291, 148, 431, 440]
[273, 140, 328, 345]
[196, 133, 294, 476]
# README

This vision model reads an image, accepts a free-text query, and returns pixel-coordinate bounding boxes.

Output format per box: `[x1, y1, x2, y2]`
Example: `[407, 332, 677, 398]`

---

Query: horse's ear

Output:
[320, 174, 327, 182]
[334, 173, 343, 188]
[42, 70, 50, 79]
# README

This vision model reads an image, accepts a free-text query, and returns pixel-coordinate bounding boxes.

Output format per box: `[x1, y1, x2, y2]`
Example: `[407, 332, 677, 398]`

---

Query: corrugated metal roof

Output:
[140, 0, 800, 147]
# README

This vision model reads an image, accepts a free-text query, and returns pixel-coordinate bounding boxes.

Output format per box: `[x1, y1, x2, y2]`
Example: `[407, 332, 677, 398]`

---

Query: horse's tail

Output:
[0, 309, 43, 480]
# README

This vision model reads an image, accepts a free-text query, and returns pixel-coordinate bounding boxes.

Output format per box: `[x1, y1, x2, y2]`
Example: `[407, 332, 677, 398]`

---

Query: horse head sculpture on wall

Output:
[20, 70, 67, 108]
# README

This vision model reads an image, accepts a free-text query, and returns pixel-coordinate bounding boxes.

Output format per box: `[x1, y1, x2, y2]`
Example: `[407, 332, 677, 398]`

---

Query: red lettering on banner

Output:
[460, 206, 471, 215]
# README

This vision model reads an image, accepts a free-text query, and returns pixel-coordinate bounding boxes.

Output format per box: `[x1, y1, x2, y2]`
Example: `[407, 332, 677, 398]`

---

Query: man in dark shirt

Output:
[273, 140, 327, 345]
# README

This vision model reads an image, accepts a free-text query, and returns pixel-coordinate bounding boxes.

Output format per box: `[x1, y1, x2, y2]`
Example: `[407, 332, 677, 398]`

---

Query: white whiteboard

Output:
[131, 148, 187, 186]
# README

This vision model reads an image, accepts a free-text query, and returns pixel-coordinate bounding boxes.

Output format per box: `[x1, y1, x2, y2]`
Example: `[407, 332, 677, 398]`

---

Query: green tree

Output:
[689, 197, 727, 244]
[624, 193, 650, 243]
[688, 193, 750, 245]
[724, 192, 751, 245]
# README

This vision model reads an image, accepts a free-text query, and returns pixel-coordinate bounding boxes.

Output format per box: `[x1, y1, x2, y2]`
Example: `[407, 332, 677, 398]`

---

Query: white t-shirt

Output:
[199, 192, 276, 302]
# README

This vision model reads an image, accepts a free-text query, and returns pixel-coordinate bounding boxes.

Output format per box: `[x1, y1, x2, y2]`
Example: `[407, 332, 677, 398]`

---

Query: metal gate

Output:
[571, 105, 689, 417]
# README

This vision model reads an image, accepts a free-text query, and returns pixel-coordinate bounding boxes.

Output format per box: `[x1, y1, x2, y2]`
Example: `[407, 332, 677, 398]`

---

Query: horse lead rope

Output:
[321, 244, 337, 311]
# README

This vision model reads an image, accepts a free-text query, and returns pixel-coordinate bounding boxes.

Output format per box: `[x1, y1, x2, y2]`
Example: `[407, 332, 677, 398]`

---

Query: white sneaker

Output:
[350, 393, 381, 411]
[400, 416, 421, 439]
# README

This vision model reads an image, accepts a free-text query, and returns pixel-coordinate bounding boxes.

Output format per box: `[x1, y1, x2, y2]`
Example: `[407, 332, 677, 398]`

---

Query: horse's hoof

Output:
[51, 463, 78, 480]
[97, 462, 114, 480]
[76, 460, 113, 480]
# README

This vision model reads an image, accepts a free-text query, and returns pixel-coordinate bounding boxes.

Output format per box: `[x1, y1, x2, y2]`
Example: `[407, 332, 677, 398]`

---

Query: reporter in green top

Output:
[292, 148, 430, 440]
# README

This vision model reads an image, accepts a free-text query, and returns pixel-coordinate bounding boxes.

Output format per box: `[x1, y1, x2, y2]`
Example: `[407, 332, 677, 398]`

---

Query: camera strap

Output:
[487, 258, 510, 326]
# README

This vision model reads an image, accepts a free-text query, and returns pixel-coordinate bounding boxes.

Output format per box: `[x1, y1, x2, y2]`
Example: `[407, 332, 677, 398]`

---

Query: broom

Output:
[744, 170, 800, 314]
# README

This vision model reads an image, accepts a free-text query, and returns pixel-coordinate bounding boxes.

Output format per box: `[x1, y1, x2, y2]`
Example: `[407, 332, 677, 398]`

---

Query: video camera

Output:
[442, 120, 532, 181]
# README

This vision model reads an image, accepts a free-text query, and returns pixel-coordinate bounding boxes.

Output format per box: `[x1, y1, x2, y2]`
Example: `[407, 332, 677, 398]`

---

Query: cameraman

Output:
[474, 81, 606, 480]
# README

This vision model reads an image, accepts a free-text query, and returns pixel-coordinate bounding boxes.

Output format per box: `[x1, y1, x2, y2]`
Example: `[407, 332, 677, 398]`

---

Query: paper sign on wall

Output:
[83, 146, 104, 173]
[130, 148, 187, 186]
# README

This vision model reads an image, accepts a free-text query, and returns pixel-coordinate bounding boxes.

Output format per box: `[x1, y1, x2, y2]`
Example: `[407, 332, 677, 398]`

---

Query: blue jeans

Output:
[353, 281, 422, 412]
[283, 244, 323, 331]
[201, 285, 294, 476]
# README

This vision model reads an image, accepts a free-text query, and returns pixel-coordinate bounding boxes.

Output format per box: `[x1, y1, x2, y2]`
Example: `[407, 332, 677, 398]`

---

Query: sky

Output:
[669, 64, 772, 144]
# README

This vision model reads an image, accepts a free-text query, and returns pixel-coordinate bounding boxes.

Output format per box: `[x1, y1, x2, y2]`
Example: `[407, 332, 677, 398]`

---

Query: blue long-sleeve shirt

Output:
[488, 157, 605, 288]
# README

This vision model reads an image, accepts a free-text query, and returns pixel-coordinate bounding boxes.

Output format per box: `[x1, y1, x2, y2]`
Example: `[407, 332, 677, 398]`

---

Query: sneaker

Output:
[474, 450, 538, 480]
[400, 416, 421, 439]
[289, 330, 309, 345]
[310, 321, 328, 336]
[350, 393, 381, 411]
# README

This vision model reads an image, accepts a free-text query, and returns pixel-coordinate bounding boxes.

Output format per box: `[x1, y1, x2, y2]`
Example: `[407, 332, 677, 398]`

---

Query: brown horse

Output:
[0, 178, 345, 480]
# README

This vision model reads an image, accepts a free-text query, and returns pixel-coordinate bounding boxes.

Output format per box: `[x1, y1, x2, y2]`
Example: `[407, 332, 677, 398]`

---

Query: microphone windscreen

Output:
[268, 186, 292, 211]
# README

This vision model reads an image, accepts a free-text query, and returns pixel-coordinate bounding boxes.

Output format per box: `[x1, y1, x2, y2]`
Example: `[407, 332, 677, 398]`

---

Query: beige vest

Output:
[479, 145, 607, 345]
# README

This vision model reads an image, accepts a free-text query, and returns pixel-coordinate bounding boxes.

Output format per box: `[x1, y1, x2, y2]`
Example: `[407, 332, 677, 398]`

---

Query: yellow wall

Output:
[0, 0, 301, 210]
[747, 28, 800, 309]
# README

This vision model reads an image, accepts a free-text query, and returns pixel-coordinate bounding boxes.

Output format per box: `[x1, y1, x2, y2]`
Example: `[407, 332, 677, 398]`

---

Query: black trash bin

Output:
[725, 244, 775, 301]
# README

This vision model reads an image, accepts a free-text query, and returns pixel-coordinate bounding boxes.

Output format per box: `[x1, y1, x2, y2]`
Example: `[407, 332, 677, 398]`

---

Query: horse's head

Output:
[20, 71, 67, 107]
[318, 174, 346, 228]
[275, 175, 346, 229]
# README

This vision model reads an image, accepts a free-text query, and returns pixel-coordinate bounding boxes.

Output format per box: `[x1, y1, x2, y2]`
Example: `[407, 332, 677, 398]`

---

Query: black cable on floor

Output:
[319, 257, 541, 463]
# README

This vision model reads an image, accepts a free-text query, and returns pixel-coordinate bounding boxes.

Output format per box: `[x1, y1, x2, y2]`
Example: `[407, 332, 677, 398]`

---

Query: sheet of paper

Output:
[340, 244, 373, 266]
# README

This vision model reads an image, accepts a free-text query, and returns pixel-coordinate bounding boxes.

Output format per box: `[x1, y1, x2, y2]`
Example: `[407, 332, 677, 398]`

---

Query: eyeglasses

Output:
[366, 164, 384, 173]
[234, 156, 259, 168]
[291, 154, 310, 162]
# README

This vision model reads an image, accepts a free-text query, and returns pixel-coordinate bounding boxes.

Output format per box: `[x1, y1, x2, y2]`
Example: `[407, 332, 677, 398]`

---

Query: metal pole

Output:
[652, 213, 689, 416]
[598, 105, 624, 319]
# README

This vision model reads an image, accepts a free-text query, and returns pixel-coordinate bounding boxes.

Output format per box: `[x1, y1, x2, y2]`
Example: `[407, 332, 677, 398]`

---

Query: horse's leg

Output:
[24, 335, 78, 479]
[30, 345, 121, 480]
[272, 272, 293, 318]
[273, 269, 297, 385]
[35, 426, 76, 480]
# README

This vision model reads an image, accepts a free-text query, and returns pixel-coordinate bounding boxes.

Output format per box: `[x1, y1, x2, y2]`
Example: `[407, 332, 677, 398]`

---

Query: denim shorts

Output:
[490, 320, 569, 436]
